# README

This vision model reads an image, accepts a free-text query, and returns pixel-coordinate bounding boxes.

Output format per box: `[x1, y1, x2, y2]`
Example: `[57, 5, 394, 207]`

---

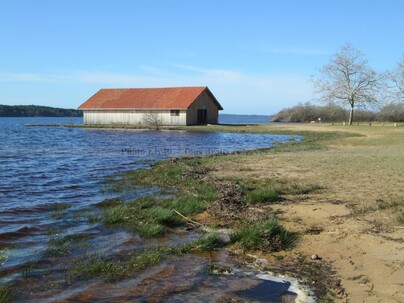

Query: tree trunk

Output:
[348, 106, 354, 125]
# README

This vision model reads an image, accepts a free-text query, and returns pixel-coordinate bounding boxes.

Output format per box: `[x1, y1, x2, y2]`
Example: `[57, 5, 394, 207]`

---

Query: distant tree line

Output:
[271, 101, 404, 123]
[0, 105, 83, 117]
[310, 43, 403, 124]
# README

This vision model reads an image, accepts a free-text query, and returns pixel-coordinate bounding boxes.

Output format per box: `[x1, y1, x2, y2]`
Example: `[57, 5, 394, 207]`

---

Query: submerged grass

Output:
[0, 249, 8, 265]
[50, 202, 71, 219]
[45, 233, 91, 257]
[101, 159, 218, 236]
[69, 233, 226, 282]
[70, 255, 127, 281]
[0, 284, 14, 303]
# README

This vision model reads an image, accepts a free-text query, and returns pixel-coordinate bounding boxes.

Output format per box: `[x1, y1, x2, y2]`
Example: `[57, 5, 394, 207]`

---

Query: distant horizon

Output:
[0, 103, 273, 116]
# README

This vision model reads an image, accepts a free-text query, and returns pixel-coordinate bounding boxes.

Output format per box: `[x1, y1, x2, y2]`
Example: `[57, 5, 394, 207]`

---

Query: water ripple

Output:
[0, 117, 302, 287]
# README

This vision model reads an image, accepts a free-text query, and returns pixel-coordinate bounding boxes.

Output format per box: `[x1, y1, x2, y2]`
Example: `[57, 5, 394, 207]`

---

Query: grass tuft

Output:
[128, 249, 166, 272]
[165, 196, 207, 216]
[184, 233, 225, 252]
[232, 218, 298, 252]
[282, 183, 323, 195]
[96, 198, 124, 208]
[246, 187, 282, 204]
[70, 256, 127, 281]
[137, 223, 166, 237]
[148, 207, 183, 227]
[353, 199, 404, 216]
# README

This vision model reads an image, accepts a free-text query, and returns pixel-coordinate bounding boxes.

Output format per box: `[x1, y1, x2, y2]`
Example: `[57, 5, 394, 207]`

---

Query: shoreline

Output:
[2, 123, 403, 302]
[89, 126, 350, 299]
[105, 123, 403, 302]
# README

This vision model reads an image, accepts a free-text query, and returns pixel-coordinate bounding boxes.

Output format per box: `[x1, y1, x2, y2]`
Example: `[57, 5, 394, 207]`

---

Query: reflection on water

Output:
[0, 117, 307, 302]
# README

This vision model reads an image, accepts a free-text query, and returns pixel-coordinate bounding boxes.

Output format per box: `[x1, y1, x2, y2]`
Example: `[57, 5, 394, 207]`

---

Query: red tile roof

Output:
[78, 86, 222, 110]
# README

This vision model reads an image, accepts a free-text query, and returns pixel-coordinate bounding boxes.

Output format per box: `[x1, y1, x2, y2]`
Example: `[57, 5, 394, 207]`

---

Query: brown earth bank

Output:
[193, 123, 404, 303]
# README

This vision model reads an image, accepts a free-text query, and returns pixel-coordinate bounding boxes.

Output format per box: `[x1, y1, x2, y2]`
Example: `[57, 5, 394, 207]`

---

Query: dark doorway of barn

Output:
[197, 109, 207, 124]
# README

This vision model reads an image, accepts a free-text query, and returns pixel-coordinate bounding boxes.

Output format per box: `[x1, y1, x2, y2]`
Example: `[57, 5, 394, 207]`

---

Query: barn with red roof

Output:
[78, 86, 223, 126]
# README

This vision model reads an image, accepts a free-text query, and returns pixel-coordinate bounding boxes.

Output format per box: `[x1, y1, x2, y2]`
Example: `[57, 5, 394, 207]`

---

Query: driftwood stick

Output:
[172, 209, 203, 227]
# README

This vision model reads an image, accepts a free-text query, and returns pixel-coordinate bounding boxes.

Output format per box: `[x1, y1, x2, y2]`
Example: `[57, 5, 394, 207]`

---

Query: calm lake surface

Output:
[219, 114, 270, 124]
[0, 117, 308, 302]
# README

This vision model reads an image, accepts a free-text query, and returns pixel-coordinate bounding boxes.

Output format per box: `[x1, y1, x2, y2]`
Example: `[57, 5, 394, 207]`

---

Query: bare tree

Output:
[143, 113, 162, 130]
[386, 54, 404, 102]
[312, 43, 382, 125]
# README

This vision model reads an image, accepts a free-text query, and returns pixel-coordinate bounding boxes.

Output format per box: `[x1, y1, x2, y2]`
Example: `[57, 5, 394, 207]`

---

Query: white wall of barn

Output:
[82, 110, 187, 125]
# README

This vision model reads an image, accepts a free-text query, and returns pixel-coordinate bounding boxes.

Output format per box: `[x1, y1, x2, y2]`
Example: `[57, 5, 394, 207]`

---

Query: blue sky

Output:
[0, 0, 403, 114]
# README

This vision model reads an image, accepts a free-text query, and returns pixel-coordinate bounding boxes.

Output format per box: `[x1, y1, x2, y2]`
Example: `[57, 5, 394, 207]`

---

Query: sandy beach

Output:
[203, 123, 404, 302]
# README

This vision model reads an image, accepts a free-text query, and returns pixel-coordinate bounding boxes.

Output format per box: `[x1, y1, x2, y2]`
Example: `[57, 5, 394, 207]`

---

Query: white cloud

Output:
[0, 72, 54, 82]
[0, 66, 314, 114]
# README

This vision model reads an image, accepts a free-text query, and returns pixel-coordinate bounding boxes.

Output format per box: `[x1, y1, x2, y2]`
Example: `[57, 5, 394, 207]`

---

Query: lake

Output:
[0, 117, 312, 302]
[219, 114, 271, 124]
